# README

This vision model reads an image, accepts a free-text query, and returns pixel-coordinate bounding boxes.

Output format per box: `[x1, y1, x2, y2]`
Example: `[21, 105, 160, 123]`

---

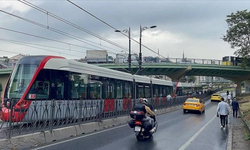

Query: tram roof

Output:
[44, 57, 174, 85]
[44, 58, 133, 81]
[151, 78, 173, 86]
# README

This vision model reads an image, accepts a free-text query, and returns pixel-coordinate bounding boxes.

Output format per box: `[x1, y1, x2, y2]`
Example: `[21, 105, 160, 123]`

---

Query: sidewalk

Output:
[229, 115, 250, 150]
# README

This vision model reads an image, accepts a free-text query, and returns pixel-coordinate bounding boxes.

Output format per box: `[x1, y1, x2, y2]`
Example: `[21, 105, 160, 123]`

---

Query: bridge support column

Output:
[168, 66, 192, 82]
[244, 80, 250, 93]
[235, 81, 242, 96]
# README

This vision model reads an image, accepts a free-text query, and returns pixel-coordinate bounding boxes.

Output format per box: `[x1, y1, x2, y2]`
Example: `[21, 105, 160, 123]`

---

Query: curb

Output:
[227, 120, 233, 150]
[227, 108, 250, 150]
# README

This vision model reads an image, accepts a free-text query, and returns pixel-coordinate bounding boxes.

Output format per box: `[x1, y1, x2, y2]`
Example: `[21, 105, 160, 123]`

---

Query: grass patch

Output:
[237, 94, 250, 139]
[241, 102, 250, 113]
[245, 132, 250, 140]
[221, 88, 235, 93]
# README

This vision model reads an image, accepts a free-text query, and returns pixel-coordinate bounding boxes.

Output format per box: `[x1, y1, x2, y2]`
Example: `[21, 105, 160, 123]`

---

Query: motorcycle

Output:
[128, 110, 158, 141]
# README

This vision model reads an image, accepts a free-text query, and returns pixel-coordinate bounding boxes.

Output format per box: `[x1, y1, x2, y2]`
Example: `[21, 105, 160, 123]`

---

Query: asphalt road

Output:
[32, 99, 229, 150]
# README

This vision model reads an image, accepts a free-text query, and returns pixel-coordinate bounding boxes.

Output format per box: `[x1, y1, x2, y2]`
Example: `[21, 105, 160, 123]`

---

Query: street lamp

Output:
[115, 27, 131, 73]
[139, 25, 157, 75]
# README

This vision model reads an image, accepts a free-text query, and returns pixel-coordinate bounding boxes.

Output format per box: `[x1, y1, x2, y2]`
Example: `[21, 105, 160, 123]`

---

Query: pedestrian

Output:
[227, 93, 232, 105]
[217, 97, 230, 128]
[231, 97, 239, 118]
[167, 94, 172, 101]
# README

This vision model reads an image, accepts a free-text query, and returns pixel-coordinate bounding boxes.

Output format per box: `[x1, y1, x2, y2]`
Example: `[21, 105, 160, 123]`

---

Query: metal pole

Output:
[8, 99, 13, 139]
[139, 25, 142, 75]
[128, 27, 131, 73]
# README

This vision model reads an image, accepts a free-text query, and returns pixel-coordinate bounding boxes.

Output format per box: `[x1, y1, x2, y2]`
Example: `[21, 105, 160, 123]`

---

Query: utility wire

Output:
[67, 0, 166, 59]
[0, 10, 118, 55]
[0, 27, 116, 59]
[0, 49, 20, 55]
[1, 38, 81, 57]
[0, 27, 90, 49]
[18, 0, 128, 52]
[0, 37, 85, 54]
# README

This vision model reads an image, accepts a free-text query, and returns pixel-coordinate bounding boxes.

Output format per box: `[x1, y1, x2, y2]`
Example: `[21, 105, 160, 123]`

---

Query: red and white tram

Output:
[1, 55, 173, 122]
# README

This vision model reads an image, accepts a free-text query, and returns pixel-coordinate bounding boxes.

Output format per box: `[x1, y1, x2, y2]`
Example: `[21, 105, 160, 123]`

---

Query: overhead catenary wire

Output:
[0, 38, 81, 57]
[17, 0, 128, 53]
[0, 9, 121, 55]
[0, 49, 21, 55]
[0, 27, 91, 50]
[0, 37, 86, 54]
[67, 0, 167, 59]
[0, 27, 117, 58]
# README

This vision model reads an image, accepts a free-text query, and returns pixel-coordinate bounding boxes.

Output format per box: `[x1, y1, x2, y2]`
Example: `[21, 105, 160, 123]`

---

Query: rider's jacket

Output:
[133, 103, 155, 117]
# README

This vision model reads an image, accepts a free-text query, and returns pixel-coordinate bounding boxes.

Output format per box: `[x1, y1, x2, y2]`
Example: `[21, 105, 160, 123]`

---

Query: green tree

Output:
[222, 9, 250, 68]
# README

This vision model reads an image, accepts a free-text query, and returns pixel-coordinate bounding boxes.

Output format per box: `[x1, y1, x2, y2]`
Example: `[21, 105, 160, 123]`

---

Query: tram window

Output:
[79, 83, 86, 99]
[129, 82, 132, 98]
[26, 69, 50, 100]
[145, 86, 150, 98]
[124, 82, 132, 99]
[138, 85, 144, 98]
[69, 73, 87, 99]
[102, 80, 109, 99]
[89, 80, 102, 99]
[166, 86, 172, 95]
[153, 85, 159, 97]
[7, 64, 34, 99]
[117, 81, 123, 99]
[56, 82, 64, 99]
[163, 87, 167, 97]
[27, 81, 49, 100]
[109, 81, 115, 99]
[159, 86, 163, 97]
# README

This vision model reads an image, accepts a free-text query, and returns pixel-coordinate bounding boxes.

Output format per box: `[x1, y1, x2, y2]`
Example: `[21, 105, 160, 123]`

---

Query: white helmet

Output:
[143, 98, 148, 104]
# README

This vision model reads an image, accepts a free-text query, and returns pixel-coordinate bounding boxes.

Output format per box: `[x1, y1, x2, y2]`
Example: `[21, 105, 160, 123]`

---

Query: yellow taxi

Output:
[183, 97, 205, 114]
[210, 93, 221, 102]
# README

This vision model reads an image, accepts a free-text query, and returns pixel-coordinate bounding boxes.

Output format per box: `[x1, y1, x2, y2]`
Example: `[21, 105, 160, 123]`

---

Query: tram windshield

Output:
[5, 64, 38, 99]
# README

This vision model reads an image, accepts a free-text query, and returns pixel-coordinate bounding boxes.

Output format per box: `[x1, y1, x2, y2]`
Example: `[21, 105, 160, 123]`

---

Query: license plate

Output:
[135, 126, 141, 131]
[189, 104, 194, 106]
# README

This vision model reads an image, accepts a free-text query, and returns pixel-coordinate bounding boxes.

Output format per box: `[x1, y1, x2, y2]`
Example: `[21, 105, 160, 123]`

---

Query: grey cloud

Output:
[0, 0, 249, 58]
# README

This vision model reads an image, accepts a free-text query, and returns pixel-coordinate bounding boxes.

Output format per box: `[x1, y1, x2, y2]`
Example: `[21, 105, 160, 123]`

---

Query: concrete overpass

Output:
[97, 63, 250, 95]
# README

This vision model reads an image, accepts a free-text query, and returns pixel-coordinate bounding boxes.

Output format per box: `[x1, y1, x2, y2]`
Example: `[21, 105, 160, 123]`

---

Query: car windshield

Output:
[186, 99, 198, 103]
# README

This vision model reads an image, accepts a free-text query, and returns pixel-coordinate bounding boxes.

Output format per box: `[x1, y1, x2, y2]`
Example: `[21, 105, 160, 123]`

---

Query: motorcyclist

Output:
[142, 98, 156, 122]
[133, 98, 156, 126]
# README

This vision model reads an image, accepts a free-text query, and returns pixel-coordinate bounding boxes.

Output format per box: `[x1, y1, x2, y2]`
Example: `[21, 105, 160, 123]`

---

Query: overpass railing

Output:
[0, 90, 219, 139]
[105, 58, 224, 65]
[166, 58, 221, 65]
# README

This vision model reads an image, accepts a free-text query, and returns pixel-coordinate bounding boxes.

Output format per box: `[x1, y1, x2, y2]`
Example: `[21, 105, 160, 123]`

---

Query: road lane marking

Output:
[178, 115, 216, 150]
[32, 124, 128, 150]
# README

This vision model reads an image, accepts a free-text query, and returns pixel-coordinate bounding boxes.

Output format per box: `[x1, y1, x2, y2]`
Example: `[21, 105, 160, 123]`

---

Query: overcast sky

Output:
[0, 0, 249, 60]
